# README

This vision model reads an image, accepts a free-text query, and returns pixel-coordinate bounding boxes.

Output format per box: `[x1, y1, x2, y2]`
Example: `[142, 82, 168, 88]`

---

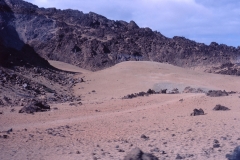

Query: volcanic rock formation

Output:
[0, 0, 240, 72]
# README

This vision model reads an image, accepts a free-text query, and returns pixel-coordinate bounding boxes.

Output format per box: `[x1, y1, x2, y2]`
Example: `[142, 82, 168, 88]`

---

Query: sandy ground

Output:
[1, 61, 240, 160]
[48, 60, 92, 74]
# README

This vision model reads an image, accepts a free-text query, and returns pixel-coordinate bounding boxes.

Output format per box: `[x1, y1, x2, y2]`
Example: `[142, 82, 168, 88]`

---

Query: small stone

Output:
[214, 139, 219, 144]
[7, 128, 13, 134]
[176, 154, 183, 159]
[141, 134, 149, 140]
[190, 108, 204, 116]
[3, 135, 8, 139]
[213, 143, 220, 148]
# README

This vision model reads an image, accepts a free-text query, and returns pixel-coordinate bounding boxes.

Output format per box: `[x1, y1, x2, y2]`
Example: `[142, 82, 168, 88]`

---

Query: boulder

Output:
[19, 101, 50, 114]
[226, 146, 240, 160]
[213, 104, 230, 111]
[206, 90, 228, 97]
[190, 108, 205, 116]
[124, 148, 159, 160]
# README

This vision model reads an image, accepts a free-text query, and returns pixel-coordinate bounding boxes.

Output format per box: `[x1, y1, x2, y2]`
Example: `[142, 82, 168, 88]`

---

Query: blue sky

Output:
[25, 0, 240, 47]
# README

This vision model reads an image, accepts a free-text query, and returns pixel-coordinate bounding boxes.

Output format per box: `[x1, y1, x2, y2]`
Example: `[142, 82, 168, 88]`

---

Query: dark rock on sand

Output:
[124, 148, 159, 160]
[19, 101, 50, 114]
[183, 86, 205, 93]
[176, 154, 184, 159]
[0, 99, 4, 105]
[190, 108, 205, 116]
[140, 134, 149, 140]
[226, 146, 240, 160]
[206, 90, 228, 97]
[169, 88, 179, 94]
[123, 89, 169, 99]
[213, 104, 230, 111]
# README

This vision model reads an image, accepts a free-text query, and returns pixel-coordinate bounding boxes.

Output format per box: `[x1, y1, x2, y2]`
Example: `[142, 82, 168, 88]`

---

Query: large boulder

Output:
[19, 101, 50, 114]
[226, 146, 240, 160]
[206, 90, 228, 97]
[213, 104, 230, 111]
[124, 148, 159, 160]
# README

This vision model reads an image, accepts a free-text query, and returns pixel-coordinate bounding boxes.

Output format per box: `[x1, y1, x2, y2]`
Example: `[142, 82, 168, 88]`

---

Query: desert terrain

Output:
[1, 61, 240, 160]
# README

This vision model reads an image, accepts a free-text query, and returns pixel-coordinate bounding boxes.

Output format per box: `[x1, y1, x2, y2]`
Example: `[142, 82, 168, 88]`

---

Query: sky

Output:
[25, 0, 240, 47]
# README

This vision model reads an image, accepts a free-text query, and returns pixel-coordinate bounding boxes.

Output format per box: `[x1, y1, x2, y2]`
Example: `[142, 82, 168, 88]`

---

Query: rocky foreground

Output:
[1, 61, 240, 160]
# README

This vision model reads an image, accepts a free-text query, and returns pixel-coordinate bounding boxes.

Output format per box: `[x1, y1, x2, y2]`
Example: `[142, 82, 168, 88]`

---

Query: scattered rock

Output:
[123, 89, 172, 99]
[213, 104, 230, 111]
[183, 86, 205, 93]
[124, 148, 159, 160]
[169, 88, 179, 94]
[22, 83, 28, 88]
[176, 154, 183, 159]
[19, 101, 50, 114]
[179, 99, 183, 102]
[150, 148, 160, 153]
[213, 139, 220, 148]
[0, 99, 4, 105]
[206, 90, 228, 97]
[141, 134, 149, 140]
[213, 143, 220, 148]
[3, 135, 8, 139]
[118, 149, 125, 152]
[226, 146, 240, 160]
[7, 128, 13, 134]
[161, 89, 167, 94]
[190, 108, 205, 116]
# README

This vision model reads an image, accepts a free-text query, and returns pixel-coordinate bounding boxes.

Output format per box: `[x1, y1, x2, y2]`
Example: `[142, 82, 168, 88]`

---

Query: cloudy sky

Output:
[25, 0, 240, 47]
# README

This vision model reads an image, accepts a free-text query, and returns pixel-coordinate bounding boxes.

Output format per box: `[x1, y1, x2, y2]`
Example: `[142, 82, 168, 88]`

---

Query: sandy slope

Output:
[73, 61, 240, 101]
[48, 60, 92, 74]
[1, 61, 240, 160]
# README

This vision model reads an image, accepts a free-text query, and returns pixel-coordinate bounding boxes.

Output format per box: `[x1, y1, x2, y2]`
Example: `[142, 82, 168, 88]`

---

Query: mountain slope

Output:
[1, 0, 239, 72]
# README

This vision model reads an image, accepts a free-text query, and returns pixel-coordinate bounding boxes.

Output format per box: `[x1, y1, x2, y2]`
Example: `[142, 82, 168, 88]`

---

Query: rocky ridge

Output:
[0, 0, 240, 73]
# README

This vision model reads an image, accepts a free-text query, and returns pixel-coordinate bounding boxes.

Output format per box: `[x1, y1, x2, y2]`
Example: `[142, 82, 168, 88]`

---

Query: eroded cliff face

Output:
[0, 0, 240, 71]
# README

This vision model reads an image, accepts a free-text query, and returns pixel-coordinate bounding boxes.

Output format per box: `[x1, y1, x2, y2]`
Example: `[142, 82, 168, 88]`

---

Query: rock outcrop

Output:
[0, 0, 239, 72]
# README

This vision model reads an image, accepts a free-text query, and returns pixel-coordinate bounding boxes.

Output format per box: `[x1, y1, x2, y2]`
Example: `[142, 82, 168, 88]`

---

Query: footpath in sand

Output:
[1, 61, 240, 160]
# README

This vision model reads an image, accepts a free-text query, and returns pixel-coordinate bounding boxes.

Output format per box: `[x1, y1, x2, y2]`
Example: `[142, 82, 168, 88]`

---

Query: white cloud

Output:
[25, 0, 240, 47]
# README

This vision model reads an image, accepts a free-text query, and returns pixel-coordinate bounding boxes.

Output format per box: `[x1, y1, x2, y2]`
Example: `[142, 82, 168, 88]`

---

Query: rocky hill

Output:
[0, 0, 240, 74]
[0, 0, 83, 106]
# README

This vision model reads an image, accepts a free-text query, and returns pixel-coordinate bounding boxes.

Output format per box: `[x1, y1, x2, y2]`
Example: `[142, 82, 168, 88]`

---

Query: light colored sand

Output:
[73, 61, 240, 101]
[1, 61, 240, 160]
[48, 60, 91, 74]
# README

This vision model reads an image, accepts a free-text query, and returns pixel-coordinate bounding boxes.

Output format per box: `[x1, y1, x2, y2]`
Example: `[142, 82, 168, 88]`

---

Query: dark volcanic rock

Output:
[0, 99, 4, 105]
[206, 90, 228, 97]
[0, 0, 239, 73]
[190, 108, 205, 116]
[183, 86, 205, 93]
[213, 104, 230, 111]
[226, 146, 240, 160]
[211, 63, 240, 76]
[124, 148, 159, 160]
[19, 101, 50, 114]
[123, 89, 169, 99]
[169, 88, 179, 94]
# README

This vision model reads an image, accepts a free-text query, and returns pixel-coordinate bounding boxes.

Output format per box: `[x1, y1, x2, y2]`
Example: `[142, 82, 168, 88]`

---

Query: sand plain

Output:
[1, 61, 240, 160]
